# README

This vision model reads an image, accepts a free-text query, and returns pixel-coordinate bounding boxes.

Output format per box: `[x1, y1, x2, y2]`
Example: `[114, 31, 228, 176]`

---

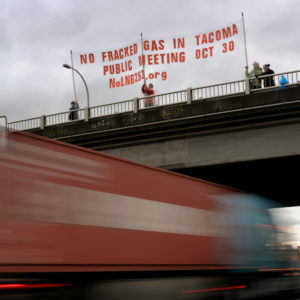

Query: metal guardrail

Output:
[9, 117, 41, 131]
[250, 70, 300, 91]
[193, 80, 246, 100]
[139, 89, 188, 107]
[7, 70, 300, 131]
[90, 99, 133, 117]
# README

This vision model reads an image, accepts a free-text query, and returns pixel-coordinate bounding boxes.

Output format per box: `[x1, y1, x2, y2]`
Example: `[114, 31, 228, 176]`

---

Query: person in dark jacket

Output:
[68, 100, 79, 120]
[262, 64, 275, 87]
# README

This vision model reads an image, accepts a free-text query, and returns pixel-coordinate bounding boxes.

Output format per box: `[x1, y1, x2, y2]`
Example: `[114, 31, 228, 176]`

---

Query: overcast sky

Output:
[1, 0, 300, 122]
[1, 0, 300, 242]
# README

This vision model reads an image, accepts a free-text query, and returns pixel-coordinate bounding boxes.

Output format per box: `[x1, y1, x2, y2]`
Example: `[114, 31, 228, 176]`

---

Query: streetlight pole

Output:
[63, 64, 90, 109]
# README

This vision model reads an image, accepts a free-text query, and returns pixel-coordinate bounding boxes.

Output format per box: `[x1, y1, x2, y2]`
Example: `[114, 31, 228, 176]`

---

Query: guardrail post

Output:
[133, 97, 139, 113]
[187, 88, 193, 104]
[245, 78, 250, 94]
[40, 115, 45, 129]
[84, 107, 89, 121]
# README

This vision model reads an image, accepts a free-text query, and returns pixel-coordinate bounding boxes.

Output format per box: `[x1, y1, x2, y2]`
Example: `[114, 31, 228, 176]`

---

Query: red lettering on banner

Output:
[143, 40, 165, 51]
[195, 47, 214, 59]
[159, 40, 165, 50]
[80, 55, 87, 64]
[108, 52, 114, 61]
[138, 52, 185, 65]
[222, 41, 235, 53]
[80, 53, 95, 64]
[208, 32, 214, 43]
[148, 55, 153, 65]
[103, 60, 133, 75]
[88, 54, 95, 63]
[222, 27, 232, 39]
[103, 65, 108, 75]
[101, 43, 138, 62]
[202, 34, 208, 44]
[109, 70, 145, 88]
[173, 37, 185, 49]
[194, 24, 239, 45]
[232, 24, 238, 35]
[101, 52, 106, 62]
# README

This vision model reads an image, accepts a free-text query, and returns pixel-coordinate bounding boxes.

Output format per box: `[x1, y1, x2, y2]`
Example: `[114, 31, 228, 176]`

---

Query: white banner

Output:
[72, 19, 244, 104]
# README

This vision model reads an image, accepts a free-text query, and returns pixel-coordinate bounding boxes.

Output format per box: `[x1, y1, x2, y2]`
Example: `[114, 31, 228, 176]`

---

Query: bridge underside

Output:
[103, 119, 300, 207]
[29, 86, 300, 207]
[173, 155, 299, 207]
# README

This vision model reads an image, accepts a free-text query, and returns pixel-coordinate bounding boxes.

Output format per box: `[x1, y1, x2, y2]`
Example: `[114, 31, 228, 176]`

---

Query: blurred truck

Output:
[0, 131, 295, 299]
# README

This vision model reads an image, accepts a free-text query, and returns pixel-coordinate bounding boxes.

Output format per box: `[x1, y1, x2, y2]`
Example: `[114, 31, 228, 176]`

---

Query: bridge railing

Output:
[46, 109, 86, 126]
[7, 69, 300, 131]
[192, 79, 246, 100]
[8, 117, 41, 131]
[139, 89, 188, 108]
[90, 99, 134, 117]
[250, 69, 300, 90]
[7, 109, 86, 131]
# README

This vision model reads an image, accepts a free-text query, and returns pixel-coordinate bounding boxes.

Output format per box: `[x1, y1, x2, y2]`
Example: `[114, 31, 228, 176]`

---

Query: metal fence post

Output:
[133, 97, 139, 113]
[187, 88, 193, 104]
[84, 107, 89, 121]
[245, 78, 250, 94]
[40, 115, 45, 129]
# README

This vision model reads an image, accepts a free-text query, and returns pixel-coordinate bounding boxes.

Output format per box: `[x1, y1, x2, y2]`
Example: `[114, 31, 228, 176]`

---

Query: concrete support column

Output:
[133, 97, 139, 113]
[84, 107, 89, 121]
[40, 115, 46, 129]
[245, 78, 250, 94]
[187, 88, 193, 104]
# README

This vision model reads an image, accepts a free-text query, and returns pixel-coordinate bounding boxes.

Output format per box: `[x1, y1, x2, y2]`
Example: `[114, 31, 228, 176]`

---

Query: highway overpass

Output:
[9, 70, 300, 206]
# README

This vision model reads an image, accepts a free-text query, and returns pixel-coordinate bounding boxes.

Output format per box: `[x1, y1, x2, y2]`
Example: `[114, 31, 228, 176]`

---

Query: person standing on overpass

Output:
[245, 61, 263, 89]
[68, 100, 79, 120]
[262, 64, 275, 87]
[141, 81, 155, 107]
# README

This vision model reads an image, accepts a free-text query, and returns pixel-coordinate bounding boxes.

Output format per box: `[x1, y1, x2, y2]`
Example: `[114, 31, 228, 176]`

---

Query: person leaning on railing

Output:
[68, 100, 79, 121]
[245, 61, 263, 89]
[262, 64, 275, 87]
